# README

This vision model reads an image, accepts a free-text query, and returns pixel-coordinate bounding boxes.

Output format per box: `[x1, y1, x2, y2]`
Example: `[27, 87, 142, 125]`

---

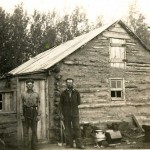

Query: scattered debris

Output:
[132, 114, 144, 132]
[105, 130, 122, 144]
[142, 125, 150, 142]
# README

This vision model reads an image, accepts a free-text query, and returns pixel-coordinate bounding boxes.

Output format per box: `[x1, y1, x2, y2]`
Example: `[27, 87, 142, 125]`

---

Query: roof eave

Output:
[118, 20, 150, 52]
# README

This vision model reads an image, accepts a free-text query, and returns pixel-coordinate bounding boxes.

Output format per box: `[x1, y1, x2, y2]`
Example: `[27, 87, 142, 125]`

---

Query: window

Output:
[0, 92, 13, 112]
[110, 79, 125, 100]
[109, 38, 126, 68]
[0, 94, 2, 110]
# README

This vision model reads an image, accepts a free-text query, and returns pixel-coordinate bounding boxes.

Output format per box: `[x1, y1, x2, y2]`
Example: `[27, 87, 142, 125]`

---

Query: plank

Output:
[103, 31, 130, 39]
[109, 27, 126, 33]
[132, 114, 144, 132]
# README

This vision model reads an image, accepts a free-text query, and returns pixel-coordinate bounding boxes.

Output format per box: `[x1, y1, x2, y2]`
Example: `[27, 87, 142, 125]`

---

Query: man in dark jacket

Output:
[59, 78, 85, 149]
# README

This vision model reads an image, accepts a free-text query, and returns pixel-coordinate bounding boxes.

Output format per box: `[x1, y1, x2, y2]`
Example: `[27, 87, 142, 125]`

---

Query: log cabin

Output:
[0, 20, 150, 147]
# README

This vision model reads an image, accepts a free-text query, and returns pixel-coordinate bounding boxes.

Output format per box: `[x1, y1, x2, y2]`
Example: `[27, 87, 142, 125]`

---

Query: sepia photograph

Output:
[0, 0, 150, 149]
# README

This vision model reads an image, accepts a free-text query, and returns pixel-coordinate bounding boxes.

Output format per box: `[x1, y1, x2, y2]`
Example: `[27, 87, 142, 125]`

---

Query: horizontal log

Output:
[126, 42, 136, 46]
[126, 70, 148, 73]
[97, 36, 108, 40]
[79, 88, 101, 93]
[79, 103, 127, 109]
[125, 85, 138, 88]
[127, 63, 150, 67]
[126, 67, 150, 71]
[103, 31, 130, 39]
[95, 92, 108, 97]
[79, 102, 150, 109]
[76, 83, 102, 87]
[110, 43, 125, 47]
[125, 72, 147, 75]
[127, 61, 150, 64]
[92, 46, 102, 49]
[109, 27, 126, 33]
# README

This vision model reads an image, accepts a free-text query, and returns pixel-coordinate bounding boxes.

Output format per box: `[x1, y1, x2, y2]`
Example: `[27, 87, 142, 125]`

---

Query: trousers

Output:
[22, 118, 38, 150]
[64, 115, 83, 147]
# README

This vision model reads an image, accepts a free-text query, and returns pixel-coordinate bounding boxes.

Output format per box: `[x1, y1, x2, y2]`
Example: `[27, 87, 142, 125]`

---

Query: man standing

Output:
[59, 78, 85, 149]
[21, 79, 41, 150]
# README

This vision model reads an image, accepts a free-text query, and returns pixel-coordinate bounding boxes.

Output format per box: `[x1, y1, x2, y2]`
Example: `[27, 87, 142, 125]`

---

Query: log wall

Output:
[58, 23, 150, 127]
[0, 77, 18, 147]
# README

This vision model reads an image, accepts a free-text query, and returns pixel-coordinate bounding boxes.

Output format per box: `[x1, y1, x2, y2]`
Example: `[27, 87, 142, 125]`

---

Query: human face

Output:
[26, 82, 34, 90]
[66, 79, 73, 89]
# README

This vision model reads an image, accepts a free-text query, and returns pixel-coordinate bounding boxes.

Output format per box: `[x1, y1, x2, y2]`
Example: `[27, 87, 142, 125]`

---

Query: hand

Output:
[37, 115, 41, 121]
[21, 115, 25, 122]
[60, 114, 64, 121]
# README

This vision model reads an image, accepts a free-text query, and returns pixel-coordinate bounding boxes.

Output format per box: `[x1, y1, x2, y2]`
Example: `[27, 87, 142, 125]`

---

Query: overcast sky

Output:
[0, 0, 150, 24]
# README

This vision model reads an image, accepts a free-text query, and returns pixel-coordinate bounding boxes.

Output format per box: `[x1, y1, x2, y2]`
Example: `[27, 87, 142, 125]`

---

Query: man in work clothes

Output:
[21, 79, 41, 150]
[59, 78, 85, 149]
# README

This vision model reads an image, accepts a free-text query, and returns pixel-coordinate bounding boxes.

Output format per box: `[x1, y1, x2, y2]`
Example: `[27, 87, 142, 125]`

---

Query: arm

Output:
[59, 92, 64, 118]
[20, 93, 25, 121]
[77, 90, 81, 105]
[37, 94, 41, 116]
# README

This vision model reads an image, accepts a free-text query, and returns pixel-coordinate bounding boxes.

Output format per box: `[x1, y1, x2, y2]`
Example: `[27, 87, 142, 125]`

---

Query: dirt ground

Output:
[2, 122, 150, 150]
[38, 136, 150, 150]
[2, 135, 150, 150]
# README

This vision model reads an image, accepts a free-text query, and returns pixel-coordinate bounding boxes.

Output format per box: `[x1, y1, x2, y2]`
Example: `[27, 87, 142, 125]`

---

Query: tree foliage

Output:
[0, 5, 29, 74]
[0, 5, 103, 75]
[125, 1, 150, 48]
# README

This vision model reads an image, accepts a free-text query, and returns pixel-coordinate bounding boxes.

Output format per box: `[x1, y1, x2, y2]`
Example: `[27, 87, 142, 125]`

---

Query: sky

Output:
[0, 0, 150, 24]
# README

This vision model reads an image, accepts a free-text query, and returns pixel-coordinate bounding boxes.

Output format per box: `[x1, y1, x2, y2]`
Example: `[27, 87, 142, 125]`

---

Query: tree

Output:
[0, 7, 10, 75]
[0, 5, 103, 75]
[125, 1, 150, 48]
[28, 10, 46, 56]
[56, 6, 91, 44]
[0, 5, 29, 75]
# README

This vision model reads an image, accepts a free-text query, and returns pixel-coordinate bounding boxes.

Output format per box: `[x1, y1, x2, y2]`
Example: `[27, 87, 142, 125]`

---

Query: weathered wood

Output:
[125, 85, 138, 88]
[16, 76, 22, 146]
[110, 43, 125, 47]
[45, 78, 50, 141]
[18, 74, 46, 80]
[114, 24, 122, 28]
[48, 75, 55, 140]
[132, 114, 144, 132]
[127, 63, 150, 67]
[13, 91, 17, 112]
[103, 31, 130, 39]
[126, 42, 136, 46]
[109, 27, 126, 33]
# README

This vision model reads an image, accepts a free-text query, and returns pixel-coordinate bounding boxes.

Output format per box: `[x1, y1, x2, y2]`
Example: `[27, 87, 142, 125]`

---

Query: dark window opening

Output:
[116, 91, 121, 97]
[0, 94, 2, 110]
[111, 91, 122, 98]
[111, 91, 116, 97]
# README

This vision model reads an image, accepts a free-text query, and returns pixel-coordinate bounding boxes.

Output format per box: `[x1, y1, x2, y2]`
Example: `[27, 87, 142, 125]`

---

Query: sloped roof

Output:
[9, 20, 150, 75]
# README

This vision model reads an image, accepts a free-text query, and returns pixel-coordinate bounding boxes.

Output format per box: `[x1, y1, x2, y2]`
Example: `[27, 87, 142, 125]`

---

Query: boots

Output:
[75, 138, 85, 149]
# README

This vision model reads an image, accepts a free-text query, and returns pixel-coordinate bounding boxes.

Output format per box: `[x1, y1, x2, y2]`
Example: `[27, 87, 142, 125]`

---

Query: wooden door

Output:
[110, 38, 126, 68]
[19, 79, 48, 142]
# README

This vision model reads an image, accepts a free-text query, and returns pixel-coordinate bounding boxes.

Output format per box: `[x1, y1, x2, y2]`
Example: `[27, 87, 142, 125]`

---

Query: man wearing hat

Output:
[21, 79, 41, 150]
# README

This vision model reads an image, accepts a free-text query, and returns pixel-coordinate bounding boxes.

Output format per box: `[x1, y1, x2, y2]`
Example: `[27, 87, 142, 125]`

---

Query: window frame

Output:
[109, 38, 126, 69]
[0, 91, 14, 112]
[109, 78, 125, 101]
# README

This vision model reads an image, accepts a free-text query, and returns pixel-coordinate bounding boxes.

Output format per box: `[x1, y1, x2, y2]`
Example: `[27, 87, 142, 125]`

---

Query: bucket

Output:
[95, 130, 106, 142]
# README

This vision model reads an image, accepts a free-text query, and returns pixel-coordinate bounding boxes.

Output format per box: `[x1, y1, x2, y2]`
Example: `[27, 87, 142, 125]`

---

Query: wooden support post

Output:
[16, 76, 22, 147]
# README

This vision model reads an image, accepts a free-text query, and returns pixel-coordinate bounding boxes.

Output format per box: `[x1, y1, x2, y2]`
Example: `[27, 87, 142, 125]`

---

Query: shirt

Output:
[21, 90, 41, 116]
